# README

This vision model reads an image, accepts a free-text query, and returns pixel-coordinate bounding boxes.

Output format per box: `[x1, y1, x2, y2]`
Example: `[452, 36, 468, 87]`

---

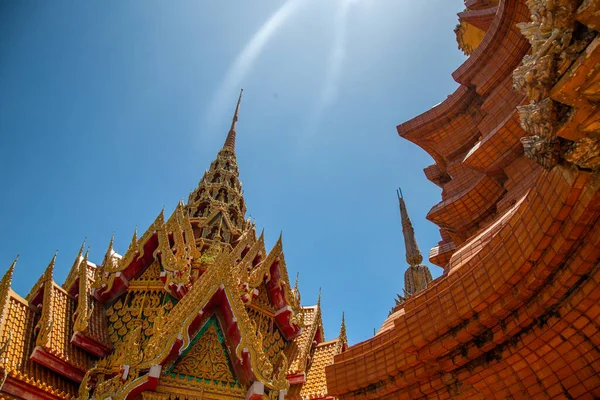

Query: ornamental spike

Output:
[397, 188, 423, 266]
[1, 255, 18, 288]
[223, 88, 243, 151]
[317, 287, 322, 308]
[340, 312, 347, 345]
[41, 251, 57, 283]
[131, 227, 138, 247]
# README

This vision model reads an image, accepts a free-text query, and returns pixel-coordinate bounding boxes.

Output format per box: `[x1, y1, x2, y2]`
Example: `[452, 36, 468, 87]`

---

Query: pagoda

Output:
[0, 90, 347, 400]
[327, 0, 600, 398]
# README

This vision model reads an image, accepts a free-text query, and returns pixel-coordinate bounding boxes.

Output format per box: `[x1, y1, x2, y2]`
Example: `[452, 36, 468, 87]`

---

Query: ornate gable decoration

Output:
[168, 316, 239, 386]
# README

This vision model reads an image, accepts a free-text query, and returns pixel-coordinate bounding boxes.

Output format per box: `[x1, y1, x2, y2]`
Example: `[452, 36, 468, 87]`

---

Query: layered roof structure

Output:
[0, 91, 346, 400]
[327, 0, 600, 398]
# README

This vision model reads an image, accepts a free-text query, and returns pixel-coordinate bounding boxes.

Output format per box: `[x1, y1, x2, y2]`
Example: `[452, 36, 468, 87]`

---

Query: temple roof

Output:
[300, 338, 343, 399]
[1, 290, 78, 399]
[288, 305, 322, 374]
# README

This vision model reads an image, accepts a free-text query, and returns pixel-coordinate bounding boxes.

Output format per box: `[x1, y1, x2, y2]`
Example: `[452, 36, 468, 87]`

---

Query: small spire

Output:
[77, 238, 87, 259]
[130, 227, 138, 247]
[1, 255, 19, 287]
[79, 247, 90, 281]
[294, 273, 299, 293]
[397, 188, 423, 266]
[45, 251, 58, 280]
[339, 312, 347, 346]
[317, 287, 322, 308]
[223, 89, 243, 151]
[102, 233, 116, 268]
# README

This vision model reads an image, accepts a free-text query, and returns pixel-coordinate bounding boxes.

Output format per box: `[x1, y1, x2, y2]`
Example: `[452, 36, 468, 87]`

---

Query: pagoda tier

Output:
[398, 0, 533, 269]
[327, 0, 600, 398]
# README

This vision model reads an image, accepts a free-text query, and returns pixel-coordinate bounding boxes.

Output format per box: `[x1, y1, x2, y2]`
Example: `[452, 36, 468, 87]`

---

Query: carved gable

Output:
[168, 316, 239, 386]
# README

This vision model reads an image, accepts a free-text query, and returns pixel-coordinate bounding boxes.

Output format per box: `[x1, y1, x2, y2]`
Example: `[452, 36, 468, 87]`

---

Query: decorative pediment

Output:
[167, 316, 240, 388]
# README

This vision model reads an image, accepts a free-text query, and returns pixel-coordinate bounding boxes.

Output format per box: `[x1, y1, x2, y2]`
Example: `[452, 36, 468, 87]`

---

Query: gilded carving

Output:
[4, 92, 329, 400]
[515, 0, 600, 170]
[170, 318, 238, 385]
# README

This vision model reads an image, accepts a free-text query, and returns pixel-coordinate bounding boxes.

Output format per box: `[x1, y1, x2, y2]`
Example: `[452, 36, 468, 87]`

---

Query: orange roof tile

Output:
[288, 305, 320, 374]
[2, 292, 77, 399]
[300, 338, 342, 399]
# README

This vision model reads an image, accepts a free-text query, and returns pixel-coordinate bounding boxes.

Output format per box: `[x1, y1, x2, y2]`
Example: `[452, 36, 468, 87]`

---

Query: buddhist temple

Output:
[2, 0, 600, 398]
[0, 90, 347, 400]
[326, 0, 600, 398]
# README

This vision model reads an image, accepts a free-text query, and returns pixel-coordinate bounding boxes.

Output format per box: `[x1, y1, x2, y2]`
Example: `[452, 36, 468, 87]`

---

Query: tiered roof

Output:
[328, 0, 600, 398]
[0, 90, 345, 400]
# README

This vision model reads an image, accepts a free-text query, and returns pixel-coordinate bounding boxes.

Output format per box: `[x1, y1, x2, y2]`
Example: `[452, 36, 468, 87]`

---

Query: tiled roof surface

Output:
[300, 339, 341, 399]
[377, 308, 405, 336]
[2, 293, 77, 399]
[288, 306, 319, 374]
[44, 284, 95, 370]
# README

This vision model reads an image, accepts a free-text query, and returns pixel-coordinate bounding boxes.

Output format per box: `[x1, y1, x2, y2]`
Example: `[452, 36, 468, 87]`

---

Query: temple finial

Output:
[397, 188, 423, 266]
[339, 312, 347, 347]
[45, 251, 58, 280]
[223, 89, 243, 150]
[131, 227, 138, 247]
[317, 287, 322, 308]
[102, 233, 116, 269]
[2, 255, 19, 287]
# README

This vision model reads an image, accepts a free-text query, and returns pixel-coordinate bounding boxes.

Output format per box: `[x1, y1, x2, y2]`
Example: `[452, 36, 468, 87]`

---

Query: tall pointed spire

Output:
[339, 312, 347, 345]
[397, 188, 423, 266]
[397, 189, 432, 298]
[223, 88, 243, 151]
[187, 90, 248, 239]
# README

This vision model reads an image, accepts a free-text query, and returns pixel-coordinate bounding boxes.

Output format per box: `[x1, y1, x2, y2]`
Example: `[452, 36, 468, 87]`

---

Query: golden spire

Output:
[45, 251, 58, 281]
[73, 238, 86, 267]
[317, 287, 322, 308]
[102, 232, 116, 270]
[397, 188, 423, 266]
[223, 89, 243, 151]
[0, 256, 18, 298]
[0, 255, 19, 339]
[63, 238, 87, 290]
[339, 312, 347, 346]
[131, 227, 138, 247]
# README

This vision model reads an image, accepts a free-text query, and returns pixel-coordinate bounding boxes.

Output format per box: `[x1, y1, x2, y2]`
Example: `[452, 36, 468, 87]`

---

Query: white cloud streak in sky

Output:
[206, 0, 303, 130]
[306, 0, 351, 136]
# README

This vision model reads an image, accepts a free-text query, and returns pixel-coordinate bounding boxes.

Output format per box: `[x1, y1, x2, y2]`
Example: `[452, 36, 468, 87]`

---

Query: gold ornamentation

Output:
[171, 319, 237, 385]
[514, 0, 598, 170]
[35, 254, 57, 349]
[73, 250, 92, 333]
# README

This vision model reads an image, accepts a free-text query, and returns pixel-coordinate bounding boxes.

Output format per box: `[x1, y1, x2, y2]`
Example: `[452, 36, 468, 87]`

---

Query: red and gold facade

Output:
[0, 90, 347, 400]
[327, 0, 600, 398]
[3, 1, 600, 399]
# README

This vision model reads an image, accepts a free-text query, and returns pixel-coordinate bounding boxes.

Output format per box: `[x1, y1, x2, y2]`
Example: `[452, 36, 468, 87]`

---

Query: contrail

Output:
[306, 0, 351, 136]
[206, 0, 304, 130]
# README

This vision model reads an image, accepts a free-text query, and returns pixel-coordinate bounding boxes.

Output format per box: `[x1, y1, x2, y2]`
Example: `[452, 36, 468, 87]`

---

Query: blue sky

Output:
[0, 0, 465, 345]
